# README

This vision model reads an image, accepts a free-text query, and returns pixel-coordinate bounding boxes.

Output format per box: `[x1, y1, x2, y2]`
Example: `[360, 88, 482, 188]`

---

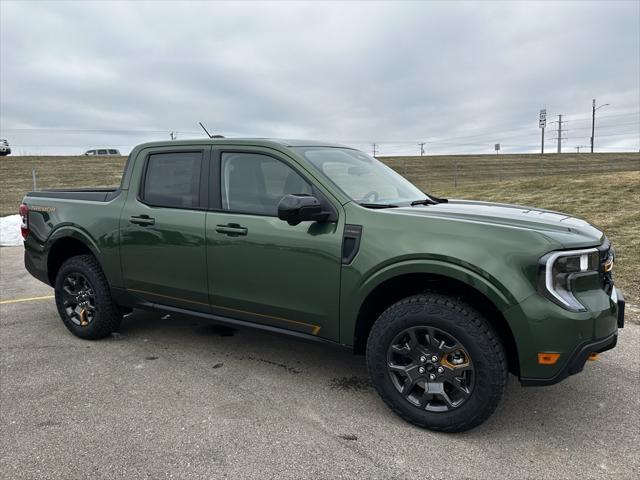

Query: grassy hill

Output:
[0, 155, 127, 217]
[1, 153, 638, 304]
[431, 171, 639, 306]
[379, 152, 640, 190]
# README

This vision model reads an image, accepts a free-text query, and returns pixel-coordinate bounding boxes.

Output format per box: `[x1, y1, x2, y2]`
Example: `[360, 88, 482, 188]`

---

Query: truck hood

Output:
[386, 199, 604, 248]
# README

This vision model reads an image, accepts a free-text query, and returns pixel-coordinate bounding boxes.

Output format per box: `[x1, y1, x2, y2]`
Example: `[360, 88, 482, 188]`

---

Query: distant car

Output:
[0, 139, 11, 156]
[84, 149, 120, 156]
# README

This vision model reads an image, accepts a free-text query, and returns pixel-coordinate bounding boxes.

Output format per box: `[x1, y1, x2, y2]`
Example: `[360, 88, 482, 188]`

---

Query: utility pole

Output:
[556, 114, 565, 153]
[418, 142, 426, 156]
[372, 143, 378, 157]
[539, 109, 546, 154]
[590, 99, 610, 153]
[556, 114, 562, 153]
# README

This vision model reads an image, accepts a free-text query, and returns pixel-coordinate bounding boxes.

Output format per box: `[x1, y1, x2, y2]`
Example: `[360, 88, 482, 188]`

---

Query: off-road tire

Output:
[366, 293, 507, 432]
[54, 254, 122, 339]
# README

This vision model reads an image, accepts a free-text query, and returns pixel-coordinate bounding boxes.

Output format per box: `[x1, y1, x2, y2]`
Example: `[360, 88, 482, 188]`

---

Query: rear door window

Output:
[108, 149, 119, 155]
[142, 152, 203, 209]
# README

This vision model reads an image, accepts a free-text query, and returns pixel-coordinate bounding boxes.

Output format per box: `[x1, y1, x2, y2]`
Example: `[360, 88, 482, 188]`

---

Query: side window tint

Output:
[97, 149, 107, 155]
[221, 152, 312, 216]
[143, 152, 202, 208]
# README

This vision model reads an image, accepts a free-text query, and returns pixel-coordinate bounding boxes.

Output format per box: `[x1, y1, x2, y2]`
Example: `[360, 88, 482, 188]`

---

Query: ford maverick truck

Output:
[21, 139, 625, 432]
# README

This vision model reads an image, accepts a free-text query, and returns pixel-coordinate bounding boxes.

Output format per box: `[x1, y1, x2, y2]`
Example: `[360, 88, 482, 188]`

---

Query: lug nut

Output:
[419, 355, 427, 363]
[431, 355, 438, 362]
[418, 367, 425, 374]
[437, 366, 444, 374]
[429, 373, 436, 381]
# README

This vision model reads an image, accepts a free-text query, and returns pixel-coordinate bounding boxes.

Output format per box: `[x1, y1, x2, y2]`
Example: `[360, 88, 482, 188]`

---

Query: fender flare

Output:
[46, 224, 101, 258]
[342, 258, 520, 348]
[357, 259, 516, 311]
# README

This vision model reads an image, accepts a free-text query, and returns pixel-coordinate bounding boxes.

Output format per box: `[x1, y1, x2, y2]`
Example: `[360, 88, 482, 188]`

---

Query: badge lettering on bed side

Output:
[30, 205, 56, 212]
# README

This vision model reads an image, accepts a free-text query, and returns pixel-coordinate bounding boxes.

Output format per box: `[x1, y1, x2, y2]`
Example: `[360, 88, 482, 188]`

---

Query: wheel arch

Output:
[46, 228, 101, 286]
[352, 266, 521, 376]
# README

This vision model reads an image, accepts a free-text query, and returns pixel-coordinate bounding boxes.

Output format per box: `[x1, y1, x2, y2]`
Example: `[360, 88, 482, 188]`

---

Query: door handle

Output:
[215, 224, 248, 236]
[130, 215, 155, 226]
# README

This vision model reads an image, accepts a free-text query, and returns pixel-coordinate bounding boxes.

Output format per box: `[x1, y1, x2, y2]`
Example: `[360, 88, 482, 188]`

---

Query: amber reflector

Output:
[537, 353, 560, 365]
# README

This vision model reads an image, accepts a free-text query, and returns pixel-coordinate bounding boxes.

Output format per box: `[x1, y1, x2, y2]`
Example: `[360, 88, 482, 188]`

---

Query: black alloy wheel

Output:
[60, 272, 96, 327]
[387, 326, 474, 412]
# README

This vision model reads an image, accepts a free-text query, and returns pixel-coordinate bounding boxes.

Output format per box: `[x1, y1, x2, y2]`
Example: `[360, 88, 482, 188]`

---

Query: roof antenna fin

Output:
[199, 122, 225, 138]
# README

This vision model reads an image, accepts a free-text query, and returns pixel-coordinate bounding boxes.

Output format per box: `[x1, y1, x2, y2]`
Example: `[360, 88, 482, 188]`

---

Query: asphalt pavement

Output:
[1, 246, 638, 479]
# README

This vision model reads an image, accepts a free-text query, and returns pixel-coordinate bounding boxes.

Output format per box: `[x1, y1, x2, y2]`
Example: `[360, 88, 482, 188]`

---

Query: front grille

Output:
[597, 238, 614, 295]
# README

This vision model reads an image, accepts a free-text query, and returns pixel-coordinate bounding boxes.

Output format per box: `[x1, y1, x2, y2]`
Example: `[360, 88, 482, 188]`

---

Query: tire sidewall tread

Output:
[366, 293, 507, 433]
[54, 254, 121, 340]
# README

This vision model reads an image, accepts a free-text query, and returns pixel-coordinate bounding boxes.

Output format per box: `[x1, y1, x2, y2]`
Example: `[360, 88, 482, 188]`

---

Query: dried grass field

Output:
[1, 153, 638, 304]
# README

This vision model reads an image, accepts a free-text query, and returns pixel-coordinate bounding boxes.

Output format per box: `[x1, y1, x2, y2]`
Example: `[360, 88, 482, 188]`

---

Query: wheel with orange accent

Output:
[366, 293, 507, 432]
[54, 255, 122, 339]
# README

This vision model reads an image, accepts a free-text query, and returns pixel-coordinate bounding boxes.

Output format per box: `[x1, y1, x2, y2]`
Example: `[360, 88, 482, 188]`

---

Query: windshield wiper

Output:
[410, 195, 448, 206]
[359, 203, 399, 209]
[410, 198, 436, 206]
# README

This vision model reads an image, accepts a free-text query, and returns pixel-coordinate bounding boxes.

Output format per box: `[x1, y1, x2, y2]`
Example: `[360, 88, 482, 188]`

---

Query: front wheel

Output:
[366, 293, 507, 432]
[54, 255, 122, 339]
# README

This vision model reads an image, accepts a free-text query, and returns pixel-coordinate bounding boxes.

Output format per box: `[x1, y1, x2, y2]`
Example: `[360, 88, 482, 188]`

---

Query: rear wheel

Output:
[54, 255, 122, 339]
[366, 293, 507, 432]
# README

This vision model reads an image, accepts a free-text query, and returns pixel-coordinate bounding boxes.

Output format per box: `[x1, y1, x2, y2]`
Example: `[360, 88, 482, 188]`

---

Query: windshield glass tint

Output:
[295, 147, 424, 204]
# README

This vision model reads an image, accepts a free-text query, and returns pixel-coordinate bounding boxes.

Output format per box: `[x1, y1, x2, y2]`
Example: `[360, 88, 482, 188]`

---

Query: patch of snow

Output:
[0, 215, 23, 246]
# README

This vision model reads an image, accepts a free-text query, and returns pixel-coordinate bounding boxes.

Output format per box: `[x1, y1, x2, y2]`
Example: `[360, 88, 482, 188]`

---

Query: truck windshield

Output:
[294, 147, 426, 206]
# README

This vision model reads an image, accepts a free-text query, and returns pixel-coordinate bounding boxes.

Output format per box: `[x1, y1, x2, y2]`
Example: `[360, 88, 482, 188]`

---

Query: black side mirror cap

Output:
[277, 194, 330, 226]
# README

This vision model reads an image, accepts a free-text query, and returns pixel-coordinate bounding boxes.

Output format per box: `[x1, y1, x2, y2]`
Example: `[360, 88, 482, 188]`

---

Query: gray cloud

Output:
[1, 0, 638, 155]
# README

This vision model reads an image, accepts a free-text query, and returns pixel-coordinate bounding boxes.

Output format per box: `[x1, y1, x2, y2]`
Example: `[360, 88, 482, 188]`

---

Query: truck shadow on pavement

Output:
[112, 309, 635, 445]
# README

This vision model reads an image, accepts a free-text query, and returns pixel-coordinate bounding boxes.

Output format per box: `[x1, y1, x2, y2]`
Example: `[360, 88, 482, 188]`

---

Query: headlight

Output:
[539, 248, 599, 311]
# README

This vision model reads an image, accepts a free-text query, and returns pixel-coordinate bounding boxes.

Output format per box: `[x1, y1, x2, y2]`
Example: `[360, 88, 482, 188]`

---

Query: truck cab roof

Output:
[134, 138, 352, 150]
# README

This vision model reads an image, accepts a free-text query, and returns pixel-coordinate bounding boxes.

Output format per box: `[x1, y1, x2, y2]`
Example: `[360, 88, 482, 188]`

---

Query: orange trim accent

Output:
[126, 288, 321, 335]
[537, 352, 561, 365]
[128, 288, 211, 307]
[587, 353, 600, 361]
[441, 350, 471, 369]
[211, 303, 321, 335]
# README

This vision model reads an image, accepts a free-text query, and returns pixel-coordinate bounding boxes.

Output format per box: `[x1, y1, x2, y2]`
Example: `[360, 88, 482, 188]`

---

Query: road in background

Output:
[1, 246, 639, 479]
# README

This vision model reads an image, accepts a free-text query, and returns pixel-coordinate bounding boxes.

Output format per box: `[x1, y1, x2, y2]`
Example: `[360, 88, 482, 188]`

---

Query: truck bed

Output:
[26, 188, 121, 202]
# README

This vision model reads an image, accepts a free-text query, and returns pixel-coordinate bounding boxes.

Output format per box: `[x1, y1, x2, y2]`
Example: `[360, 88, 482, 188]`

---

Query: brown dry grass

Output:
[1, 155, 638, 306]
[0, 156, 127, 216]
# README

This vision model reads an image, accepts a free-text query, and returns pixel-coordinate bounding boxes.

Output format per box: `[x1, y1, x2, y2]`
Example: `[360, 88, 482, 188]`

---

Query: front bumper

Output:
[520, 331, 618, 386]
[507, 286, 623, 385]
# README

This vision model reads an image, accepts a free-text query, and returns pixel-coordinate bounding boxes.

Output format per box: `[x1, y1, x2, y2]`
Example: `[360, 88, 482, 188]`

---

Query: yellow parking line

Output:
[0, 295, 55, 305]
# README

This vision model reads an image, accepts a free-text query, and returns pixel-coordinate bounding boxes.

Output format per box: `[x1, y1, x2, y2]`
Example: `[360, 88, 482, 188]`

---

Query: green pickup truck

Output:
[21, 139, 624, 432]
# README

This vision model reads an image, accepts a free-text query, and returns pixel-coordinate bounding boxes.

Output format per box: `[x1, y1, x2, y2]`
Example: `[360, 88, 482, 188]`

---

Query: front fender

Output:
[339, 258, 520, 346]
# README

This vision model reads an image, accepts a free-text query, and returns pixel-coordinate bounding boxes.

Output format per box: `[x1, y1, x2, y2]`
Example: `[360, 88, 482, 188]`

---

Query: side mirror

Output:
[277, 194, 330, 226]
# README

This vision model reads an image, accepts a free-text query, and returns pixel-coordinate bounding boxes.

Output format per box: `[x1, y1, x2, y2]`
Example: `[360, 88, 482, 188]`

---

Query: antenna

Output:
[199, 122, 213, 138]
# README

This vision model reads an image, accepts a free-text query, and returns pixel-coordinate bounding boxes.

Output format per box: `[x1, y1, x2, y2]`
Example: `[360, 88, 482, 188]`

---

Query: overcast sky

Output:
[1, 0, 639, 156]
